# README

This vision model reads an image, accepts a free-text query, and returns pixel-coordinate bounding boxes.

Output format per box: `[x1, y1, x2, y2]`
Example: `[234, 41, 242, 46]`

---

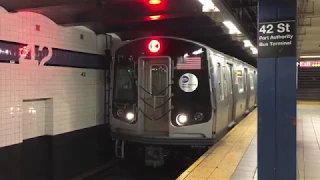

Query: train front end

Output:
[110, 37, 214, 165]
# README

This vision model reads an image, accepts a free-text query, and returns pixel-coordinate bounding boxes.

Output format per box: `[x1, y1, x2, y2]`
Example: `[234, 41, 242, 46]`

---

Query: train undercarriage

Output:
[114, 139, 211, 167]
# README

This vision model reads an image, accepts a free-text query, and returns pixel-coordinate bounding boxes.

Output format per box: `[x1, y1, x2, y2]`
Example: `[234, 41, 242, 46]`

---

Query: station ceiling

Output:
[1, 0, 257, 65]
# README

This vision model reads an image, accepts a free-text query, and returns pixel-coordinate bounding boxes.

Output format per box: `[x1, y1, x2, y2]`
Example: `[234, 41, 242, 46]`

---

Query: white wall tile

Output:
[0, 7, 107, 147]
[0, 7, 105, 55]
[0, 63, 105, 147]
[22, 100, 46, 140]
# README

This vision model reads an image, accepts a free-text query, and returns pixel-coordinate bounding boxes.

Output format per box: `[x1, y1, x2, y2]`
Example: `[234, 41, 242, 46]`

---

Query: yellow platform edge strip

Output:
[297, 101, 320, 105]
[176, 101, 318, 180]
[176, 109, 257, 180]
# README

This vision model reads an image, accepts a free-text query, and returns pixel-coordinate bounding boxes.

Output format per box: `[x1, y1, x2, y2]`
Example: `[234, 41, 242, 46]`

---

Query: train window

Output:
[151, 65, 168, 96]
[238, 76, 244, 93]
[217, 63, 224, 100]
[114, 67, 134, 100]
[222, 66, 228, 97]
[250, 74, 254, 90]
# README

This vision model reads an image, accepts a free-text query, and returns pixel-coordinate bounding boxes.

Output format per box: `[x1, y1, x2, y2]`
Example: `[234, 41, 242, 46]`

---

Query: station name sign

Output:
[258, 20, 296, 58]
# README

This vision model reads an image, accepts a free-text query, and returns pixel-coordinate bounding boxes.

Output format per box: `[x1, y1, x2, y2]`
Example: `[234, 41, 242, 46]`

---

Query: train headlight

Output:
[194, 112, 204, 121]
[176, 113, 188, 126]
[116, 109, 124, 118]
[126, 112, 135, 122]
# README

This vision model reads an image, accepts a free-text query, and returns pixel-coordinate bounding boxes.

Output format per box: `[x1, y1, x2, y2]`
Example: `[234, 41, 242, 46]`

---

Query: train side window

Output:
[222, 66, 228, 97]
[217, 63, 224, 101]
[238, 76, 244, 93]
[250, 74, 254, 90]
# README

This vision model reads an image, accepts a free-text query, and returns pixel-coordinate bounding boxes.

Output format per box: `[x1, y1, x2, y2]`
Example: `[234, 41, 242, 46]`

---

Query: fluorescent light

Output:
[192, 48, 204, 55]
[250, 47, 257, 54]
[223, 21, 241, 34]
[243, 40, 257, 55]
[198, 0, 220, 12]
[198, 0, 214, 7]
[243, 40, 253, 48]
[202, 6, 220, 12]
[300, 55, 320, 58]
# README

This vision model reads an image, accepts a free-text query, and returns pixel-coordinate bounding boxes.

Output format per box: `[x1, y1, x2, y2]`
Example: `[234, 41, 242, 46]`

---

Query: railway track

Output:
[72, 158, 124, 180]
[72, 148, 206, 180]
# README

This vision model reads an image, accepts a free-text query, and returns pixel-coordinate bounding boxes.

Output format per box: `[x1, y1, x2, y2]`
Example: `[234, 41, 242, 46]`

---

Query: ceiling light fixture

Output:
[300, 55, 320, 58]
[198, 0, 220, 12]
[250, 47, 258, 54]
[223, 21, 241, 34]
[242, 39, 257, 55]
[198, 0, 214, 8]
[243, 40, 253, 47]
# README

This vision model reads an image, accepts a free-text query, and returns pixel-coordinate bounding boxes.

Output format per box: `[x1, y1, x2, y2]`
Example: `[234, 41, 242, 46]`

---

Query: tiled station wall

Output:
[0, 6, 107, 147]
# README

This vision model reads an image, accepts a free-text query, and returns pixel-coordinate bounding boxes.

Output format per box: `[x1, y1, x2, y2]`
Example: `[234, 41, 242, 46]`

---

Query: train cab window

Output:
[217, 63, 224, 100]
[250, 74, 254, 90]
[151, 65, 168, 96]
[114, 67, 135, 100]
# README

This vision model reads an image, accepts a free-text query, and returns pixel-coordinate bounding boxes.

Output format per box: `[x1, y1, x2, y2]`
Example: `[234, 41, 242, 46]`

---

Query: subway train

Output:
[109, 36, 257, 166]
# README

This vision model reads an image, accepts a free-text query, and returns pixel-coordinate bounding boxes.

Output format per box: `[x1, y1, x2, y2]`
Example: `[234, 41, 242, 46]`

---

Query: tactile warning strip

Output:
[177, 109, 257, 180]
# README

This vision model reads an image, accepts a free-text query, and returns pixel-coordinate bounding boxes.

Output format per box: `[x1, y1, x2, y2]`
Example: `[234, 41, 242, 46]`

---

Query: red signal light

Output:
[148, 40, 161, 53]
[149, 0, 161, 5]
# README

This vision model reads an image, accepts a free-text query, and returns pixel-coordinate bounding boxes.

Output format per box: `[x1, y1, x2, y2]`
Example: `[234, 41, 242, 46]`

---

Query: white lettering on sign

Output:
[38, 45, 53, 66]
[300, 61, 311, 67]
[277, 23, 291, 33]
[0, 48, 12, 55]
[259, 24, 274, 34]
[259, 23, 291, 34]
[299, 61, 320, 68]
[258, 21, 294, 48]
[259, 23, 293, 47]
[19, 43, 53, 66]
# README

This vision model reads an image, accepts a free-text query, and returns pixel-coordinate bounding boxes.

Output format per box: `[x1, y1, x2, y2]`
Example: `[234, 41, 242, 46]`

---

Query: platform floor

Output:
[177, 102, 320, 180]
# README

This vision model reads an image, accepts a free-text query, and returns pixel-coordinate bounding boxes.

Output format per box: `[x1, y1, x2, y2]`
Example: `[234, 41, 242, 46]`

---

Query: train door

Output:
[138, 57, 172, 134]
[226, 64, 235, 125]
[244, 68, 250, 112]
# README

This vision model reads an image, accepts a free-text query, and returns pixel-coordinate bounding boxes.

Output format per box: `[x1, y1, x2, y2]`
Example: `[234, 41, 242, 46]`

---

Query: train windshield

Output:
[113, 61, 135, 101]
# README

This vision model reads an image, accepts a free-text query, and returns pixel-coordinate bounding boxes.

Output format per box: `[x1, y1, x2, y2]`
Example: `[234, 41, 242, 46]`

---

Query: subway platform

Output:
[177, 101, 320, 180]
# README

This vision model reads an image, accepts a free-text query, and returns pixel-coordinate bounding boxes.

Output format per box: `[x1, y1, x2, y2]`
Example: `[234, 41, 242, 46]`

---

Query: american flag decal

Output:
[176, 56, 201, 70]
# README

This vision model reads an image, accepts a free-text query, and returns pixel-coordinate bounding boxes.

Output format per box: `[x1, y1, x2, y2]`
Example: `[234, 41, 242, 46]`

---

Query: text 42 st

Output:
[259, 23, 291, 34]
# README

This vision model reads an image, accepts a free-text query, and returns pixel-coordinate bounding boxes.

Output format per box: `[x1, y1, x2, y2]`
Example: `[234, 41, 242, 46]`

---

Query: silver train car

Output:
[109, 36, 257, 166]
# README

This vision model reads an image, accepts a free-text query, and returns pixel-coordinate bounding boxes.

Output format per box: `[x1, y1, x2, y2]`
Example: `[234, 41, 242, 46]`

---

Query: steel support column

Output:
[257, 0, 297, 180]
